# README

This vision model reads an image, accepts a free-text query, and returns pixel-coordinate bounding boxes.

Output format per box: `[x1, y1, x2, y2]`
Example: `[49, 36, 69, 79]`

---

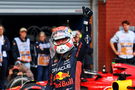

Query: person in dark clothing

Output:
[46, 7, 92, 90]
[12, 27, 32, 69]
[74, 30, 93, 81]
[47, 26, 91, 90]
[0, 25, 10, 89]
[46, 7, 93, 89]
[47, 26, 78, 90]
[35, 32, 50, 81]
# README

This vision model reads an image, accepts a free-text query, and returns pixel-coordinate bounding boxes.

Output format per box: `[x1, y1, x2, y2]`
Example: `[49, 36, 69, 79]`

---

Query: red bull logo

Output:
[54, 72, 70, 81]
[53, 78, 74, 88]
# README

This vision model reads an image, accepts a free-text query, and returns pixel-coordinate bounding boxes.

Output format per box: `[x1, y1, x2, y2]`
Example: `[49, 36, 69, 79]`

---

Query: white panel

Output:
[0, 0, 90, 14]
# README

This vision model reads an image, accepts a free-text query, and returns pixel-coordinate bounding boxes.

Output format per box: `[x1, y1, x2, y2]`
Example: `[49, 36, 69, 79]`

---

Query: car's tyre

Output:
[6, 76, 31, 89]
[21, 83, 44, 90]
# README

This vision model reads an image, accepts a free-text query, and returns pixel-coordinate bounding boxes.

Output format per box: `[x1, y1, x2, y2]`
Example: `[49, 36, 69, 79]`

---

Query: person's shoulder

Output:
[12, 37, 18, 41]
[14, 37, 19, 40]
[12, 37, 19, 44]
[26, 37, 30, 40]
[45, 40, 50, 44]
[3, 36, 9, 40]
[129, 31, 135, 37]
[116, 30, 123, 34]
[113, 30, 121, 36]
[128, 30, 135, 34]
[12, 39, 17, 45]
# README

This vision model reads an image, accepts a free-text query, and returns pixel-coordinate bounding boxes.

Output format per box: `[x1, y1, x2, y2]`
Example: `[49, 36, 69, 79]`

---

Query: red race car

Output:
[81, 62, 135, 90]
[7, 62, 135, 90]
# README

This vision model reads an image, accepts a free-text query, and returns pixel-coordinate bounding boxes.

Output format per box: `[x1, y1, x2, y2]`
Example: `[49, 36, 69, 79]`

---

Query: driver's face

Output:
[55, 38, 68, 45]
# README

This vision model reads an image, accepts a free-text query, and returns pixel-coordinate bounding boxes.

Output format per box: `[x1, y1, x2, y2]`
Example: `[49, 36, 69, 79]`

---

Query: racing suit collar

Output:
[56, 48, 75, 60]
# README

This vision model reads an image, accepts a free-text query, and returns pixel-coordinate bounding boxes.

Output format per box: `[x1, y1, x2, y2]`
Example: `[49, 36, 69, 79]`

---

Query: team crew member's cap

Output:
[15, 61, 22, 65]
[20, 27, 27, 32]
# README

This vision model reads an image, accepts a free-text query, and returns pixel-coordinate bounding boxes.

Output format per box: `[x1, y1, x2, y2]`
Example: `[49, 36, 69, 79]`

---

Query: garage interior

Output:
[0, 0, 100, 73]
[0, 15, 82, 41]
[0, 15, 83, 66]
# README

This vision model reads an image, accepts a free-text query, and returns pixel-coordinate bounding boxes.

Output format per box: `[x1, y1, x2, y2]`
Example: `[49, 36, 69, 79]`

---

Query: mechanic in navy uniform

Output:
[12, 27, 32, 69]
[35, 32, 50, 81]
[0, 25, 10, 89]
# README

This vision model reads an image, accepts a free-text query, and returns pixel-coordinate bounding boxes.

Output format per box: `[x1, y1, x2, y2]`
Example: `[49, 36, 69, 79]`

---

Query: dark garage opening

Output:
[0, 15, 83, 68]
[0, 15, 83, 41]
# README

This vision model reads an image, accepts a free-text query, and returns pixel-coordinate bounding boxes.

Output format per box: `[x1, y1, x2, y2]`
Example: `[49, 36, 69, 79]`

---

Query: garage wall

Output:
[98, 0, 135, 71]
[0, 0, 91, 14]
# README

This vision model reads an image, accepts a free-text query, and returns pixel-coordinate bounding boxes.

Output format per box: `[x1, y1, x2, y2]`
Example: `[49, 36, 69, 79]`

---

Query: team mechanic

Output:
[46, 7, 93, 90]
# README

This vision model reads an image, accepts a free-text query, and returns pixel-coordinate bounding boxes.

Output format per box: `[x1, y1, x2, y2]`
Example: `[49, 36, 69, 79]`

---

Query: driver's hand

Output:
[17, 72, 23, 75]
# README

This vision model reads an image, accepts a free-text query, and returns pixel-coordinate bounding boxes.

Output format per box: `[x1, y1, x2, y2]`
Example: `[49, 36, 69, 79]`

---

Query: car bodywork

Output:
[81, 63, 135, 90]
[7, 63, 135, 90]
